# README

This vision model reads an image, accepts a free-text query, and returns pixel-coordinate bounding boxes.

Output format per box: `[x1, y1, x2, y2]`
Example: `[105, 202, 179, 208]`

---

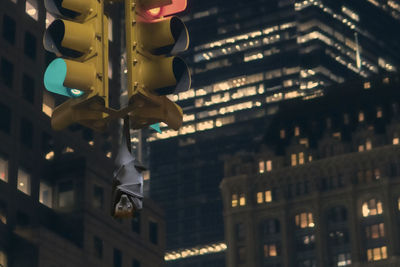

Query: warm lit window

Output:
[42, 91, 55, 117]
[45, 12, 54, 28]
[263, 244, 278, 257]
[294, 126, 300, 136]
[0, 156, 8, 183]
[231, 194, 238, 207]
[291, 154, 297, 166]
[334, 253, 351, 266]
[362, 199, 383, 217]
[239, 193, 246, 206]
[265, 190, 272, 202]
[25, 0, 38, 21]
[367, 246, 387, 261]
[366, 139, 372, 150]
[374, 169, 381, 180]
[358, 145, 365, 152]
[108, 59, 113, 79]
[295, 212, 314, 228]
[259, 161, 265, 173]
[257, 192, 263, 204]
[0, 250, 7, 267]
[364, 82, 371, 89]
[393, 138, 399, 145]
[266, 160, 272, 172]
[376, 108, 383, 118]
[280, 129, 285, 139]
[39, 181, 53, 208]
[299, 152, 305, 165]
[397, 197, 400, 211]
[17, 169, 31, 195]
[359, 111, 365, 122]
[365, 223, 385, 239]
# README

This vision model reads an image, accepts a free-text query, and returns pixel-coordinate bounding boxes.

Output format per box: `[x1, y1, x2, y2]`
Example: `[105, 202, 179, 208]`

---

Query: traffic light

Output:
[43, 0, 109, 131]
[125, 0, 190, 130]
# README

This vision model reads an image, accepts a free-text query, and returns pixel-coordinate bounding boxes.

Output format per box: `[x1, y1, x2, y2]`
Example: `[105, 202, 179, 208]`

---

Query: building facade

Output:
[220, 75, 400, 267]
[0, 0, 165, 267]
[148, 0, 400, 266]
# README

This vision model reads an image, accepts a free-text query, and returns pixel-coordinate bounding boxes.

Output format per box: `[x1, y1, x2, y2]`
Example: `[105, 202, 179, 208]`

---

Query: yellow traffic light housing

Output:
[44, 0, 109, 131]
[125, 0, 191, 130]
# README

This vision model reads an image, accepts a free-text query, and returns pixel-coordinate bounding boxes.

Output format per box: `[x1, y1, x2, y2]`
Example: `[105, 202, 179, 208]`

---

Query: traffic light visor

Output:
[45, 0, 94, 20]
[44, 58, 84, 98]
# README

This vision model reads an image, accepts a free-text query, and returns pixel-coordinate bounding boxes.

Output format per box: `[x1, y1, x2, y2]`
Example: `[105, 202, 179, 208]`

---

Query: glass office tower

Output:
[148, 0, 400, 266]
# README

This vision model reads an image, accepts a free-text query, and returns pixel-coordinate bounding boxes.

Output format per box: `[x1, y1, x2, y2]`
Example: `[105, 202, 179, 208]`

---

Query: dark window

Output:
[235, 223, 246, 242]
[132, 212, 141, 233]
[41, 132, 53, 154]
[0, 103, 11, 134]
[22, 74, 35, 103]
[149, 221, 158, 245]
[1, 58, 14, 88]
[0, 199, 7, 224]
[20, 118, 33, 148]
[132, 259, 141, 267]
[93, 236, 103, 258]
[2, 15, 16, 44]
[24, 32, 36, 60]
[93, 185, 104, 209]
[16, 211, 30, 227]
[58, 181, 74, 208]
[113, 248, 122, 267]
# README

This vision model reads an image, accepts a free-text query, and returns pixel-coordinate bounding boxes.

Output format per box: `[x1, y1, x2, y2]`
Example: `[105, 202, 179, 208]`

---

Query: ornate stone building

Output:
[221, 75, 400, 267]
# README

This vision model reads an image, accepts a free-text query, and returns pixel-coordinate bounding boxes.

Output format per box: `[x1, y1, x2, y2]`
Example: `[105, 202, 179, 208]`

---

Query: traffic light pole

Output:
[123, 115, 132, 153]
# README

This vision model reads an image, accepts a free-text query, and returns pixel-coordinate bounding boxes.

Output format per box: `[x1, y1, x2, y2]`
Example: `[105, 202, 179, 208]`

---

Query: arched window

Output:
[362, 198, 383, 217]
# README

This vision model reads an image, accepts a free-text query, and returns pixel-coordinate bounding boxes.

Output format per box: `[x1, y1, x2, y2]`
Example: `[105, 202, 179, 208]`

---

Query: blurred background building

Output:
[221, 75, 400, 267]
[147, 0, 400, 266]
[0, 1, 165, 267]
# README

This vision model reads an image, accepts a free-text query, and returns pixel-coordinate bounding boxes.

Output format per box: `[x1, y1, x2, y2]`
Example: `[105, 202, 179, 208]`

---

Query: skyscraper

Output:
[147, 0, 400, 266]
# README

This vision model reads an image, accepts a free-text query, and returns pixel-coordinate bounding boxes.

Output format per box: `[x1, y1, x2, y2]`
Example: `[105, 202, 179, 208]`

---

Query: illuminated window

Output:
[359, 111, 365, 122]
[0, 250, 7, 267]
[366, 139, 372, 150]
[239, 194, 246, 206]
[393, 138, 399, 145]
[266, 160, 272, 172]
[257, 192, 263, 204]
[0, 200, 6, 224]
[280, 129, 285, 139]
[231, 194, 238, 207]
[294, 126, 300, 136]
[299, 152, 305, 165]
[108, 59, 113, 79]
[367, 246, 387, 261]
[362, 199, 383, 217]
[39, 181, 53, 208]
[377, 108, 383, 118]
[25, 0, 38, 21]
[365, 223, 385, 239]
[295, 212, 314, 228]
[383, 77, 390, 84]
[263, 244, 278, 257]
[0, 156, 8, 183]
[358, 145, 365, 152]
[334, 253, 351, 266]
[42, 91, 55, 117]
[259, 161, 265, 173]
[17, 169, 31, 195]
[291, 154, 297, 166]
[265, 190, 272, 202]
[364, 82, 371, 89]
